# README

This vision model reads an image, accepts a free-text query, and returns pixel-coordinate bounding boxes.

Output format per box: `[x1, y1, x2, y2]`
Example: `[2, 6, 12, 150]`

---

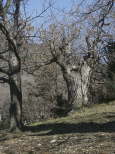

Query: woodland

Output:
[0, 0, 115, 153]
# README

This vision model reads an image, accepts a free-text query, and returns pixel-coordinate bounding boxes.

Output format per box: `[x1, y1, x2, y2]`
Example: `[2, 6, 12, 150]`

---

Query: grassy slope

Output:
[31, 101, 115, 126]
[0, 101, 115, 154]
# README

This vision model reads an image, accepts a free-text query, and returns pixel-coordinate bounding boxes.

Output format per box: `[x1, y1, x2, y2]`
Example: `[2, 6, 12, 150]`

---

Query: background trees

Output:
[19, 0, 115, 122]
[0, 0, 114, 128]
[103, 40, 115, 101]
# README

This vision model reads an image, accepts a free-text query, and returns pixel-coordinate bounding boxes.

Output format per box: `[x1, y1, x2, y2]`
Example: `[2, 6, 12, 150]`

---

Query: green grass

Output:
[29, 101, 115, 127]
[1, 101, 115, 154]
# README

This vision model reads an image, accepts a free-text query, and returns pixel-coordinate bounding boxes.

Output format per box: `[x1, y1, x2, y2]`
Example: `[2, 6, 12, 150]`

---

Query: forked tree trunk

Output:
[60, 61, 92, 109]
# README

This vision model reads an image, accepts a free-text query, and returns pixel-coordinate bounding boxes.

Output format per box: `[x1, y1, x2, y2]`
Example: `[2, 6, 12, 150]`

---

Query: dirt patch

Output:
[0, 132, 115, 154]
[0, 102, 115, 154]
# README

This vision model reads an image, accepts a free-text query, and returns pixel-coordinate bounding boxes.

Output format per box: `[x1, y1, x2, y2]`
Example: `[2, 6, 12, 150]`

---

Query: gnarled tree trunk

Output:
[58, 60, 92, 110]
[73, 61, 92, 107]
[9, 0, 23, 131]
[9, 73, 23, 131]
[9, 53, 23, 131]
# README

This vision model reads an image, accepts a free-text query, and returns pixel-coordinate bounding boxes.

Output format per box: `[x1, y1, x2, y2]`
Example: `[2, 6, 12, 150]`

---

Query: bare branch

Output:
[0, 23, 20, 61]
[23, 57, 57, 74]
[27, 2, 54, 22]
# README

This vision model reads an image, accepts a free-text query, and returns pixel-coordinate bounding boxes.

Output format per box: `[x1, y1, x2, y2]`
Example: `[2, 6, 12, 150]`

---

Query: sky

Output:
[24, 0, 74, 26]
[26, 0, 93, 15]
[24, 0, 94, 27]
[26, 0, 73, 15]
[24, 0, 95, 27]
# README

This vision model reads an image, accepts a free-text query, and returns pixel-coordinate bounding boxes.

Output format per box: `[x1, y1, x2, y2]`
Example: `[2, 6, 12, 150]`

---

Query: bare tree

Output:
[37, 0, 114, 109]
[28, 23, 93, 111]
[83, 0, 114, 102]
[0, 0, 55, 130]
[0, 0, 24, 131]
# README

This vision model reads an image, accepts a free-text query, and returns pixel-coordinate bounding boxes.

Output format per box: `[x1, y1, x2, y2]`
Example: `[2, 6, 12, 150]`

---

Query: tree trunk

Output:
[75, 61, 92, 107]
[61, 61, 92, 109]
[9, 0, 23, 131]
[63, 71, 76, 106]
[9, 72, 23, 131]
[8, 51, 23, 131]
[57, 62, 75, 110]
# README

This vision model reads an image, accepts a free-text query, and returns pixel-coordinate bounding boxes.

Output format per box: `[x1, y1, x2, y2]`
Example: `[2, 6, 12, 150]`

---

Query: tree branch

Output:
[0, 23, 20, 62]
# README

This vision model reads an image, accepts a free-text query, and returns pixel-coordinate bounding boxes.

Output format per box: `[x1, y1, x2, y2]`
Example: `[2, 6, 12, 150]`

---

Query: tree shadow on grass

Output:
[24, 120, 115, 136]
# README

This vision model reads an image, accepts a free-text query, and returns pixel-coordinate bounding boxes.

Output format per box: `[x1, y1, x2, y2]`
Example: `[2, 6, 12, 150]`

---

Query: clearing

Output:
[0, 101, 115, 154]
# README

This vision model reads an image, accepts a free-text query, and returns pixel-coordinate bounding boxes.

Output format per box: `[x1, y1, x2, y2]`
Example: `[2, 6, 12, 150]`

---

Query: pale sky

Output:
[25, 0, 93, 27]
[25, 0, 73, 26]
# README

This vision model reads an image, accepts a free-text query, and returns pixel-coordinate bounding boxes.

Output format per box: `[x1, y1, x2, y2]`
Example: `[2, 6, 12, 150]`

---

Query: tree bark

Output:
[8, 37, 23, 131]
[9, 64, 23, 131]
[75, 61, 92, 107]
[9, 0, 23, 131]
[59, 61, 92, 110]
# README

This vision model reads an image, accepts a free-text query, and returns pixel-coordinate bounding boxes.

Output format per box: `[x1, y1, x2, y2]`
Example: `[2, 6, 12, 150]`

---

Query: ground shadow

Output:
[24, 120, 115, 135]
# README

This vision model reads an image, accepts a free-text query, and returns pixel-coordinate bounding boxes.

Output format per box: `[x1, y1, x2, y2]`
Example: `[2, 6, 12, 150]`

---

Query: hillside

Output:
[0, 101, 115, 154]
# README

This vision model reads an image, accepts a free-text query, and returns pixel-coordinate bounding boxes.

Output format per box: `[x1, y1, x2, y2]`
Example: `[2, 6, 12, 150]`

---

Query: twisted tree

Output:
[0, 0, 24, 131]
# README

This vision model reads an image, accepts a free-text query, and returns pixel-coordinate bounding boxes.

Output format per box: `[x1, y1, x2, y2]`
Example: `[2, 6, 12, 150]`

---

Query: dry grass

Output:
[30, 101, 115, 126]
[0, 101, 115, 154]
